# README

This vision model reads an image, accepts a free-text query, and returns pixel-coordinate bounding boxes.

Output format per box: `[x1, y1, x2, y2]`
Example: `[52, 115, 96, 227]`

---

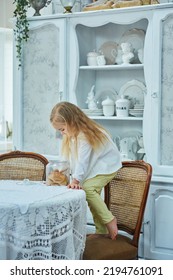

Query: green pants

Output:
[82, 172, 116, 234]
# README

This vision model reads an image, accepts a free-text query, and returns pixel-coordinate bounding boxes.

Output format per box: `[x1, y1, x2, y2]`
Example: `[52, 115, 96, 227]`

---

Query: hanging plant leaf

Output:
[13, 0, 30, 68]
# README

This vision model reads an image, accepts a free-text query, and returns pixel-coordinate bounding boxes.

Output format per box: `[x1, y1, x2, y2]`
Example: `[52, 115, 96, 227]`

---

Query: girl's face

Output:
[52, 121, 69, 136]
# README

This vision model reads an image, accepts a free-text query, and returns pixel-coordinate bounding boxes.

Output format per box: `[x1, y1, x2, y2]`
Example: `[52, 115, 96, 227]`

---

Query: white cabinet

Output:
[144, 178, 173, 260]
[13, 4, 173, 259]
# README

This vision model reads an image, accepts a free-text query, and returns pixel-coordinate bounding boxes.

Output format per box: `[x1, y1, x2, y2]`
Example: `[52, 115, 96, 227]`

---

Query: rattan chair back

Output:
[0, 150, 48, 181]
[83, 160, 152, 260]
[104, 160, 152, 247]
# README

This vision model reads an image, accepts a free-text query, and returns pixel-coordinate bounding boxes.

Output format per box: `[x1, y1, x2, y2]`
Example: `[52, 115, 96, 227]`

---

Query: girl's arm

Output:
[70, 138, 93, 186]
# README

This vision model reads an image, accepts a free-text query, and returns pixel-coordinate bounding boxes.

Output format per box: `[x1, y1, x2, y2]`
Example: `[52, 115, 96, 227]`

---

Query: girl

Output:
[50, 101, 122, 240]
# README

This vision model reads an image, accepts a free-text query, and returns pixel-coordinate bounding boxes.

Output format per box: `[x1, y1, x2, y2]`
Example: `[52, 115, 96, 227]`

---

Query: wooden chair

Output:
[0, 150, 48, 181]
[83, 160, 152, 260]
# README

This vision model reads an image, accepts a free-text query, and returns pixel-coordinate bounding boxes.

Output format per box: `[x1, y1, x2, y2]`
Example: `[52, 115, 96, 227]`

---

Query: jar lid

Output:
[116, 95, 130, 105]
[102, 96, 114, 105]
[87, 52, 98, 57]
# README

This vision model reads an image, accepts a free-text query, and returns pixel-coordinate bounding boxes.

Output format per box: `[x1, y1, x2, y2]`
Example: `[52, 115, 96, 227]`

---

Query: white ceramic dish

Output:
[95, 88, 118, 109]
[119, 79, 146, 108]
[129, 112, 143, 117]
[129, 109, 144, 113]
[99, 41, 119, 65]
[134, 104, 144, 109]
[119, 29, 145, 63]
[82, 109, 103, 116]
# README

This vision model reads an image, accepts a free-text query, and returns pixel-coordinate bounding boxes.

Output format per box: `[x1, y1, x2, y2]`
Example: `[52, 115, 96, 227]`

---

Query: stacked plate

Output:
[82, 108, 103, 116]
[134, 104, 144, 109]
[129, 104, 144, 117]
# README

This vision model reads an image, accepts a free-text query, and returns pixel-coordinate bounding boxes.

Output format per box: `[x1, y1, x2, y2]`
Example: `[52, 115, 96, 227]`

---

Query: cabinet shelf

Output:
[89, 116, 143, 120]
[79, 64, 144, 71]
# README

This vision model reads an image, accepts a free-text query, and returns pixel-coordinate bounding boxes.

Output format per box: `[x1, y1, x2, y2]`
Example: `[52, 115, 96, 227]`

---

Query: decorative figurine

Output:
[121, 42, 134, 64]
[86, 85, 98, 109]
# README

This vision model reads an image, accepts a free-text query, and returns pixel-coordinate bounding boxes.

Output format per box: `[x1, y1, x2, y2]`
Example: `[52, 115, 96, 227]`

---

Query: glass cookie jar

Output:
[46, 160, 70, 186]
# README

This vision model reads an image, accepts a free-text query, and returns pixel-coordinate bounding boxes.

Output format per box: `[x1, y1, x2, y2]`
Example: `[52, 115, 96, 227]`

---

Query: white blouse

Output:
[70, 132, 122, 184]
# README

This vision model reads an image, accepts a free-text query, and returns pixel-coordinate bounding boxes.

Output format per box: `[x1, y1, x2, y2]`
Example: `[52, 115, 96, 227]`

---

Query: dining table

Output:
[0, 179, 87, 260]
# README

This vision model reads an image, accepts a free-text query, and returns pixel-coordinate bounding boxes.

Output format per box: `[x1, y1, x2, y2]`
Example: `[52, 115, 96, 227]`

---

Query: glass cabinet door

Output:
[149, 10, 173, 176]
[160, 14, 173, 167]
[13, 19, 66, 156]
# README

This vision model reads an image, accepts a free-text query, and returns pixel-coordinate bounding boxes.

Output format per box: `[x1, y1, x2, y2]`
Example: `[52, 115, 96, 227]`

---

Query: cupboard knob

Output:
[151, 92, 157, 98]
[143, 220, 150, 225]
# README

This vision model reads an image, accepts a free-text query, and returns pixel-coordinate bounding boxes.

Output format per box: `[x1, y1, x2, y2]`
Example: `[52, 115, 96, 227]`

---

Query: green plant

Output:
[13, 0, 52, 68]
[13, 0, 30, 68]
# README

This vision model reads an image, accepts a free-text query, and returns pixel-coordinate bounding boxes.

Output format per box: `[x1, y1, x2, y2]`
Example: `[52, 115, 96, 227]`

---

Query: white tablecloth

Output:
[0, 180, 87, 260]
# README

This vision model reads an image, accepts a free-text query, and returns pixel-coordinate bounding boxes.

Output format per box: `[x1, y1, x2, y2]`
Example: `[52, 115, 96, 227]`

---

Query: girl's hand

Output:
[67, 179, 82, 190]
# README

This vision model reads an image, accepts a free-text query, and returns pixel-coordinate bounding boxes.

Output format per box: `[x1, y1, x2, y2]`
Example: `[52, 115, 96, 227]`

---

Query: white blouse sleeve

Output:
[72, 139, 92, 183]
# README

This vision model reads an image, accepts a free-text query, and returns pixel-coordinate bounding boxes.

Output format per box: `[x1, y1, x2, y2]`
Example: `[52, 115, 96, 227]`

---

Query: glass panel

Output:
[23, 24, 60, 155]
[160, 15, 173, 165]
